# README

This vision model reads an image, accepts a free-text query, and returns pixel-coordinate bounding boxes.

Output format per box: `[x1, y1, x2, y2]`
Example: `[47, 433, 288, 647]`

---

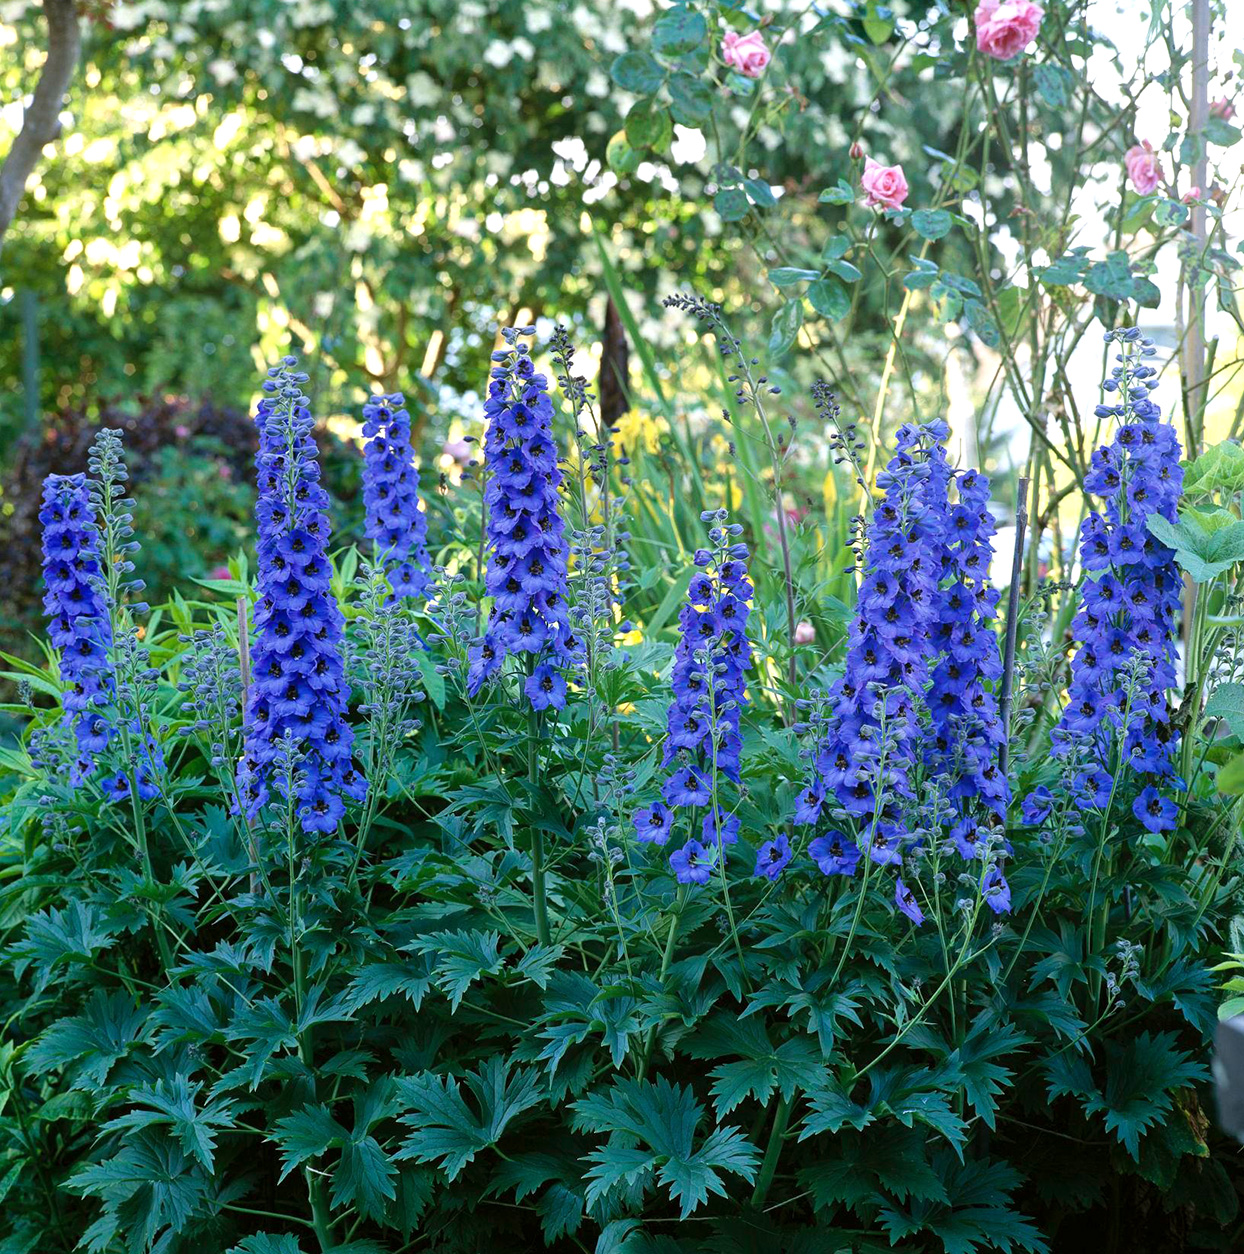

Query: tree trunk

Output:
[599, 295, 631, 428]
[0, 0, 82, 248]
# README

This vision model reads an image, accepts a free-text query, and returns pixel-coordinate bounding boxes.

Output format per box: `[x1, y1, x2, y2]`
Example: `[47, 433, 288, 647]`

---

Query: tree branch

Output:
[0, 0, 82, 247]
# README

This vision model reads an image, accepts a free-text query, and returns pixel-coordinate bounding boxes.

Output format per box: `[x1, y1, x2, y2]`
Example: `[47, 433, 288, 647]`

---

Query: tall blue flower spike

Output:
[361, 392, 432, 599]
[237, 357, 365, 832]
[635, 511, 753, 886]
[797, 421, 950, 871]
[1048, 327, 1182, 827]
[467, 327, 574, 709]
[40, 472, 113, 785]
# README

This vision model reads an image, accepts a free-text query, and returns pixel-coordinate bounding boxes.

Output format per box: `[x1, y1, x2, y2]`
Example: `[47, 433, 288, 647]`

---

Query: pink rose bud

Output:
[849, 140, 865, 160]
[974, 0, 1044, 61]
[794, 620, 816, 645]
[860, 157, 909, 210]
[1124, 140, 1161, 195]
[1210, 97, 1235, 121]
[1182, 186, 1201, 204]
[207, 565, 231, 582]
[721, 29, 771, 79]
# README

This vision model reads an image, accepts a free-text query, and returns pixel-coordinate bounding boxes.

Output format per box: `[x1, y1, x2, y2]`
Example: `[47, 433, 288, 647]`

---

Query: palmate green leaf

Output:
[1085, 1032, 1208, 1160]
[343, 960, 434, 1012]
[571, 1075, 760, 1218]
[745, 979, 863, 1055]
[394, 1056, 542, 1181]
[687, 1016, 823, 1116]
[878, 1153, 1048, 1254]
[101, 1075, 239, 1173]
[801, 1127, 948, 1210]
[799, 1076, 874, 1138]
[537, 1181, 586, 1242]
[948, 1018, 1029, 1131]
[10, 899, 119, 992]
[24, 988, 146, 1089]
[1183, 439, 1244, 496]
[330, 1134, 397, 1221]
[227, 996, 300, 1090]
[70, 1131, 205, 1254]
[271, 1104, 346, 1181]
[596, 1218, 644, 1254]
[537, 970, 641, 1070]
[229, 1237, 304, 1254]
[408, 930, 504, 1010]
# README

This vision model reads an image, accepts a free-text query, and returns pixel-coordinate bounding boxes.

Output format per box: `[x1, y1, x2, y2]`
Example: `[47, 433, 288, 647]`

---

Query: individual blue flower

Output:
[361, 392, 432, 599]
[701, 810, 740, 848]
[634, 802, 673, 846]
[808, 832, 861, 877]
[467, 330, 573, 709]
[238, 357, 365, 827]
[1132, 784, 1177, 833]
[525, 662, 568, 711]
[40, 473, 112, 784]
[670, 838, 716, 886]
[1021, 785, 1055, 826]
[1048, 329, 1182, 820]
[895, 877, 925, 926]
[982, 864, 1011, 914]
[754, 835, 793, 881]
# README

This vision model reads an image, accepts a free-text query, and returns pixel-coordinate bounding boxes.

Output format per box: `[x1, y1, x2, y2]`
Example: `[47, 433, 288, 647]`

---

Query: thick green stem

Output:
[750, 1094, 792, 1208]
[637, 885, 686, 1081]
[528, 705, 550, 946]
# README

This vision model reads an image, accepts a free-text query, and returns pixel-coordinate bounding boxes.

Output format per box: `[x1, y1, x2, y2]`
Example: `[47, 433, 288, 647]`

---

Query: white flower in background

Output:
[407, 73, 439, 108]
[483, 41, 513, 68]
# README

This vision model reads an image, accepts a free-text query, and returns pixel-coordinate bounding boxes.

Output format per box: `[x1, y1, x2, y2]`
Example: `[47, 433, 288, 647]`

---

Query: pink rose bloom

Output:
[1210, 97, 1235, 122]
[974, 0, 1044, 61]
[860, 157, 909, 210]
[722, 29, 770, 79]
[1182, 185, 1201, 204]
[1125, 141, 1161, 195]
[207, 565, 231, 582]
[794, 620, 815, 645]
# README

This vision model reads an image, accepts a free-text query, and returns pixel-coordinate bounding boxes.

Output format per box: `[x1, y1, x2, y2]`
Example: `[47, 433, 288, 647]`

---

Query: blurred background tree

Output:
[0, 0, 1240, 664]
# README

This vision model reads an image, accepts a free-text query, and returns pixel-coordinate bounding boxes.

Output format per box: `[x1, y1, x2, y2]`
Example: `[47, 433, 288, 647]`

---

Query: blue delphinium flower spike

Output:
[1048, 329, 1182, 812]
[797, 421, 950, 873]
[362, 392, 432, 599]
[643, 510, 753, 885]
[40, 473, 113, 784]
[237, 357, 366, 831]
[467, 328, 573, 708]
[926, 463, 1011, 908]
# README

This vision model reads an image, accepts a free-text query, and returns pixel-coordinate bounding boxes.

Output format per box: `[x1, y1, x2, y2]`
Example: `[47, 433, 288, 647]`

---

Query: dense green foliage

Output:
[1, 1, 1243, 1251]
[0, 327, 1242, 1252]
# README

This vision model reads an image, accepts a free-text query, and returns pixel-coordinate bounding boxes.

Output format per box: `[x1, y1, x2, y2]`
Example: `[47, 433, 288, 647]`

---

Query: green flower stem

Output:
[750, 1093, 792, 1209]
[528, 701, 551, 947]
[636, 884, 687, 1082]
